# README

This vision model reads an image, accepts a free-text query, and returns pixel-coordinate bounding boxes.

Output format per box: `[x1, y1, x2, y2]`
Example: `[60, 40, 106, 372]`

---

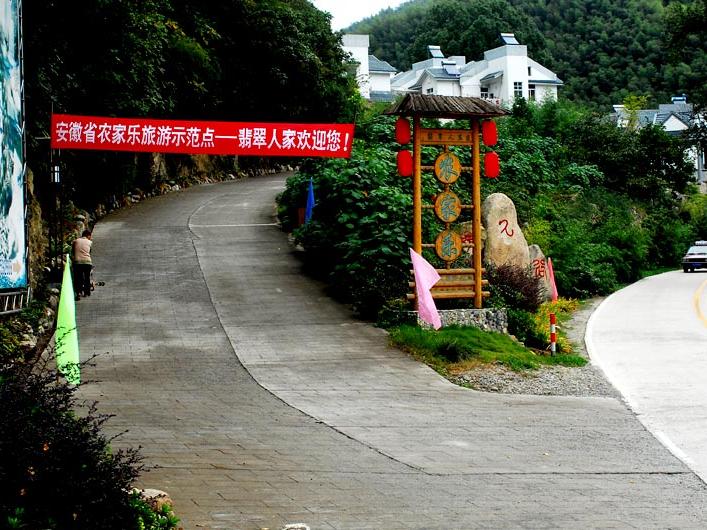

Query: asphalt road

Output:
[587, 269, 707, 482]
[75, 173, 707, 529]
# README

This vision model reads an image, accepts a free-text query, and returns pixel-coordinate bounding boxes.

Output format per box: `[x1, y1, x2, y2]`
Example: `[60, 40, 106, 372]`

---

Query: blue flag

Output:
[304, 178, 315, 223]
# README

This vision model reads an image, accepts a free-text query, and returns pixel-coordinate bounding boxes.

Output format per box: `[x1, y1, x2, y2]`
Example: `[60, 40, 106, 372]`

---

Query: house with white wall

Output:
[368, 55, 397, 102]
[342, 34, 371, 99]
[391, 33, 562, 105]
[612, 96, 706, 186]
[342, 34, 397, 102]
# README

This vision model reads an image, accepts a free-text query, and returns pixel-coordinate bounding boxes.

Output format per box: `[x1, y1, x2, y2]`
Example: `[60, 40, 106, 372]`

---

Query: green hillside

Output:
[348, 0, 706, 108]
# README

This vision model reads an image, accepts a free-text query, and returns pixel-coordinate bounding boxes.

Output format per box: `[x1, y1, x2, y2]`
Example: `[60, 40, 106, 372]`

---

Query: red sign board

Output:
[50, 114, 354, 158]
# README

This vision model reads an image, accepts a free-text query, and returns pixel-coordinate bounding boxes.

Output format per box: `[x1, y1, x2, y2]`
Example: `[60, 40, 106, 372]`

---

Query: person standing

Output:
[71, 229, 93, 299]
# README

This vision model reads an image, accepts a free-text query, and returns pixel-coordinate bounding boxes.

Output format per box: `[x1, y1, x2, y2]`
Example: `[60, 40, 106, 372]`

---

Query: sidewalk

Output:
[77, 173, 707, 529]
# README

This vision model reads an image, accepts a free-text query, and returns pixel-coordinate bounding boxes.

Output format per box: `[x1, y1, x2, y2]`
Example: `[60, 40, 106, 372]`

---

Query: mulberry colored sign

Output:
[50, 114, 354, 158]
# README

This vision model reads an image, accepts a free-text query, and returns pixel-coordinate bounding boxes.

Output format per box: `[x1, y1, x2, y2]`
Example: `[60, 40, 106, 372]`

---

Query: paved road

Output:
[587, 270, 707, 482]
[77, 173, 707, 529]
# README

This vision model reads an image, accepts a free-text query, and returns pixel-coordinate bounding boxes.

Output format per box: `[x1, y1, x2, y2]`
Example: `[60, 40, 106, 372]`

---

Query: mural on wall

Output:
[0, 0, 26, 289]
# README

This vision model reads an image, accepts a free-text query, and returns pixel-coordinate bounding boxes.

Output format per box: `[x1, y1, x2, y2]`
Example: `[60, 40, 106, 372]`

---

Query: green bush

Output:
[0, 363, 145, 529]
[506, 308, 546, 348]
[486, 264, 543, 313]
[279, 116, 413, 317]
[129, 492, 179, 530]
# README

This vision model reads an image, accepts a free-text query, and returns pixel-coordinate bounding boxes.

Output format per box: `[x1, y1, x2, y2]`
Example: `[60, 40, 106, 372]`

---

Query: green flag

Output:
[56, 255, 80, 384]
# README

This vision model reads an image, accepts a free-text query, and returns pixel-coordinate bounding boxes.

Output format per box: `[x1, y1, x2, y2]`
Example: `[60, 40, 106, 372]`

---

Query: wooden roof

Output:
[385, 94, 507, 119]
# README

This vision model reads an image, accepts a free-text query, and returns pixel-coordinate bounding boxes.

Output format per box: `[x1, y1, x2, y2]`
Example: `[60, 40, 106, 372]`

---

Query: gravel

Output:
[449, 299, 621, 397]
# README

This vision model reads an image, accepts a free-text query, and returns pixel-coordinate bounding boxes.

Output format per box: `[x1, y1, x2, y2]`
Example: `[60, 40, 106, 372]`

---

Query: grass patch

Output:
[389, 324, 587, 374]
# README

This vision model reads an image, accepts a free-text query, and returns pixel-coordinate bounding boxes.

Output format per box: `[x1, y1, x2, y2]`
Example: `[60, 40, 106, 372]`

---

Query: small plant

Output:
[0, 361, 145, 529]
[389, 324, 586, 373]
[130, 492, 180, 530]
[486, 263, 544, 313]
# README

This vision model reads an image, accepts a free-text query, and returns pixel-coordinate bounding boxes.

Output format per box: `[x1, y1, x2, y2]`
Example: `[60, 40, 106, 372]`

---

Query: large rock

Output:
[134, 488, 174, 512]
[529, 244, 553, 301]
[481, 193, 530, 268]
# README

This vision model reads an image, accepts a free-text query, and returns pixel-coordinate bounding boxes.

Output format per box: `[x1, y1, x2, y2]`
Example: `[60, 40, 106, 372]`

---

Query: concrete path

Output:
[587, 270, 707, 483]
[77, 173, 707, 529]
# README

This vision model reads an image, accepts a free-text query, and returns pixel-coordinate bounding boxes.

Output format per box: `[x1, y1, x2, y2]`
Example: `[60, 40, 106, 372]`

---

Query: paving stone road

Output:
[77, 173, 707, 529]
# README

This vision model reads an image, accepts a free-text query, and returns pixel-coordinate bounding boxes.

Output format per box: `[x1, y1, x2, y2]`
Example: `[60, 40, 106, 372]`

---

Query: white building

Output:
[392, 33, 563, 105]
[612, 96, 706, 186]
[342, 34, 397, 102]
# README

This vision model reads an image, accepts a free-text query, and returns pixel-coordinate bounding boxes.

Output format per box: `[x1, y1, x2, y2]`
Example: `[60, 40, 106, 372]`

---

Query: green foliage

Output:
[506, 309, 546, 347]
[0, 363, 145, 529]
[279, 115, 412, 317]
[532, 299, 579, 353]
[24, 0, 360, 211]
[351, 0, 549, 69]
[389, 324, 586, 372]
[129, 493, 179, 530]
[0, 301, 48, 365]
[281, 99, 703, 314]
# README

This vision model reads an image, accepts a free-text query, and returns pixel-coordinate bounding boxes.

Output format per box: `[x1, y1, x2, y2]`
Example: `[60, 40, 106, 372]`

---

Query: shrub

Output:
[506, 308, 546, 347]
[129, 492, 180, 530]
[0, 363, 144, 529]
[531, 299, 579, 353]
[486, 263, 543, 313]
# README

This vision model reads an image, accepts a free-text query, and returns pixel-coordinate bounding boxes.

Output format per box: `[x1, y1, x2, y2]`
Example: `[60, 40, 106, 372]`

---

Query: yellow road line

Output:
[695, 279, 707, 327]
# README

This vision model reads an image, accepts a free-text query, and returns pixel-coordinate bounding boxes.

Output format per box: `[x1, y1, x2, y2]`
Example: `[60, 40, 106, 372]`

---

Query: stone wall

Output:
[413, 308, 508, 334]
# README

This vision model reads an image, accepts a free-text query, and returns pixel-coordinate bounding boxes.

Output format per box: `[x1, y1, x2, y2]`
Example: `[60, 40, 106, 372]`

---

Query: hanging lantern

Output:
[482, 120, 498, 146]
[395, 117, 412, 145]
[397, 150, 413, 177]
[484, 151, 500, 178]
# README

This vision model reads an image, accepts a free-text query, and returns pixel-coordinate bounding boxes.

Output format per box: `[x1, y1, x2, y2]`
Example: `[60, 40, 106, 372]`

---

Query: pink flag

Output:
[547, 257, 558, 302]
[410, 249, 442, 330]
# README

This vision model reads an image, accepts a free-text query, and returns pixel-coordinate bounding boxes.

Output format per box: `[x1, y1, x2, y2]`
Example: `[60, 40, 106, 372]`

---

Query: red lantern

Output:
[397, 150, 413, 177]
[482, 120, 498, 146]
[395, 117, 411, 145]
[484, 151, 500, 178]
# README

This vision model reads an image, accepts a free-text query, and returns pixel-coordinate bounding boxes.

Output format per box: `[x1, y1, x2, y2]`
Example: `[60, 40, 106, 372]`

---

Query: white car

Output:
[682, 241, 707, 272]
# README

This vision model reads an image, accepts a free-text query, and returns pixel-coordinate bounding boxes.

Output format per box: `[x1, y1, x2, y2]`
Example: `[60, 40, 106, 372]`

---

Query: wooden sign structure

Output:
[387, 94, 507, 309]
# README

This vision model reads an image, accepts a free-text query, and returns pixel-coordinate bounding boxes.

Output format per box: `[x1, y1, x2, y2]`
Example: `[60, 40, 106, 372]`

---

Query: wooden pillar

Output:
[412, 116, 422, 254]
[472, 119, 482, 309]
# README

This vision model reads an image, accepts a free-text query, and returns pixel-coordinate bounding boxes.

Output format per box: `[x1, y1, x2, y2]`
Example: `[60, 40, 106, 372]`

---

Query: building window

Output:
[480, 87, 489, 99]
[529, 84, 536, 101]
[528, 66, 532, 76]
[426, 87, 434, 94]
[514, 82, 523, 98]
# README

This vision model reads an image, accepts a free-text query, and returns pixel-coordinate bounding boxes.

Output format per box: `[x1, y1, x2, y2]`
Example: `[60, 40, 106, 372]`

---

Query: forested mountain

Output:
[348, 0, 706, 108]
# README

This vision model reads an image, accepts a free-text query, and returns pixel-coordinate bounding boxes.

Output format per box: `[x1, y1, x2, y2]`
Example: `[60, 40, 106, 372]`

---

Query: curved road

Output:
[77, 174, 707, 529]
[588, 269, 707, 482]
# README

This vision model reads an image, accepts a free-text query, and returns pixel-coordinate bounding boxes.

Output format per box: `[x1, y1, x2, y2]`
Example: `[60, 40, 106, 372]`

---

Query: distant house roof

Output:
[385, 93, 507, 119]
[480, 71, 503, 82]
[529, 78, 564, 85]
[369, 55, 396, 73]
[426, 67, 461, 80]
[613, 101, 695, 130]
[656, 103, 693, 126]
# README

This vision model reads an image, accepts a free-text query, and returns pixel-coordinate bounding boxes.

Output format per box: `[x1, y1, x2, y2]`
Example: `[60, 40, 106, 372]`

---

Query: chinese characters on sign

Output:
[533, 258, 547, 279]
[435, 229, 463, 262]
[434, 191, 462, 223]
[434, 151, 461, 184]
[50, 114, 354, 158]
[498, 219, 515, 237]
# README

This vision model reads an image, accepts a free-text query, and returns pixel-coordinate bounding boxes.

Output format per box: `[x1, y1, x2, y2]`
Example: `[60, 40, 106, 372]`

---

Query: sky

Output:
[311, 0, 410, 31]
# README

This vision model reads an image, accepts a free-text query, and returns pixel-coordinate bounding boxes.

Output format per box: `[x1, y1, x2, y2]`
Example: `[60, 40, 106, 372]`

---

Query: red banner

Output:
[50, 114, 354, 158]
